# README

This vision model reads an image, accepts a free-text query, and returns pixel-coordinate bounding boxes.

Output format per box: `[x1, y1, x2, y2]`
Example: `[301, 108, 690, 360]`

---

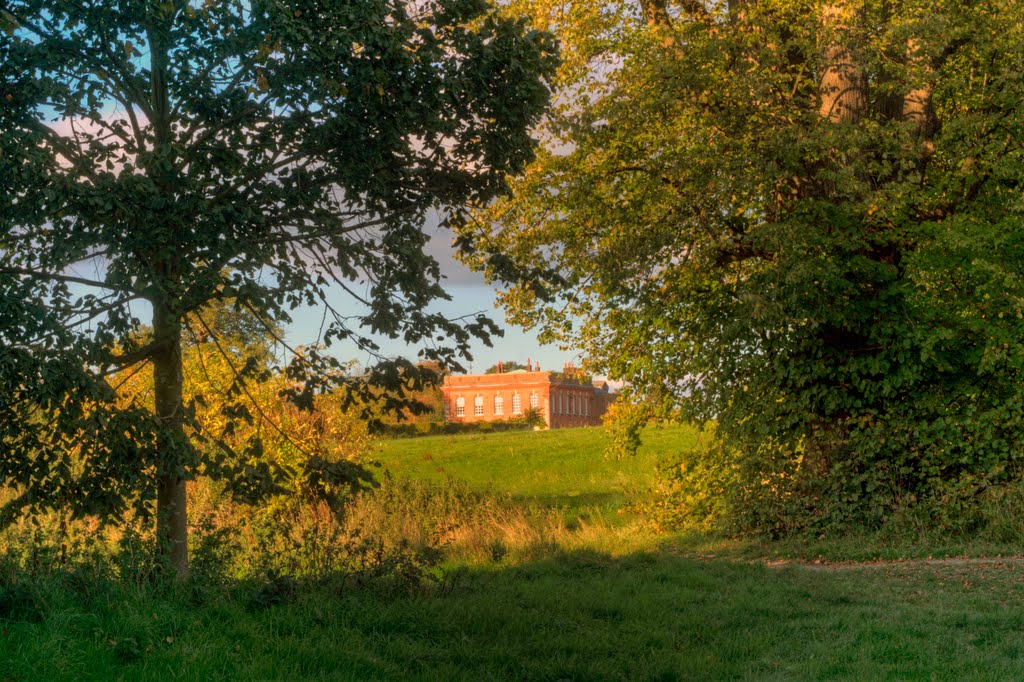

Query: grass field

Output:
[5, 424, 1024, 680]
[372, 425, 700, 522]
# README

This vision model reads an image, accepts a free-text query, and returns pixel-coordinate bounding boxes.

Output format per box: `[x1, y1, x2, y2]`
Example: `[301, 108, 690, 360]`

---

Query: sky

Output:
[65, 205, 574, 376]
[36, 92, 577, 376]
[283, 225, 578, 375]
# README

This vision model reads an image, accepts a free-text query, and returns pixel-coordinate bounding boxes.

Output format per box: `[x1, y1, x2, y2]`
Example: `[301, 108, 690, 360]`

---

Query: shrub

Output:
[646, 418, 1024, 540]
[376, 419, 535, 439]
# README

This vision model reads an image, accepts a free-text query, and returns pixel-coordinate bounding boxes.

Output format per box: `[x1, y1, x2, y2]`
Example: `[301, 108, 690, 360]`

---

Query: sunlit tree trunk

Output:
[819, 2, 867, 123]
[903, 37, 937, 158]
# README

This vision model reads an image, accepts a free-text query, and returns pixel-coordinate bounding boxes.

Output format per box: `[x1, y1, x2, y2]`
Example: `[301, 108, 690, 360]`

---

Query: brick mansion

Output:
[441, 360, 616, 429]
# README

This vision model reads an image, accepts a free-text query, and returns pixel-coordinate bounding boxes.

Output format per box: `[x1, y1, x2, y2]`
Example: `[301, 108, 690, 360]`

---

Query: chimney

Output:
[527, 357, 531, 372]
[497, 361, 503, 373]
[535, 361, 540, 372]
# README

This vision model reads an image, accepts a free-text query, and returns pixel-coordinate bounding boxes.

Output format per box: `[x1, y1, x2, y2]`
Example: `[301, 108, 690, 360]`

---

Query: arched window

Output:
[494, 394, 504, 415]
[530, 392, 539, 410]
[512, 393, 522, 415]
[474, 395, 484, 416]
[455, 396, 465, 417]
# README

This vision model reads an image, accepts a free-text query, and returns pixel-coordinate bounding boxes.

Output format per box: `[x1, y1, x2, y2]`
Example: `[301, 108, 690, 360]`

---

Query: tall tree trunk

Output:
[819, 3, 867, 123]
[147, 20, 188, 579]
[152, 299, 188, 578]
[903, 37, 936, 159]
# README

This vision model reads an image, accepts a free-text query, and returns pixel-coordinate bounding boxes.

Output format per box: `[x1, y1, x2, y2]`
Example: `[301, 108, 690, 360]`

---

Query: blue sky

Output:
[283, 226, 576, 375]
[82, 214, 572, 375]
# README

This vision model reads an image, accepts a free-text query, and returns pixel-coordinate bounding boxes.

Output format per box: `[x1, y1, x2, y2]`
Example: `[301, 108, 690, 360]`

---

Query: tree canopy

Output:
[463, 0, 1024, 531]
[0, 0, 557, 574]
[484, 360, 528, 373]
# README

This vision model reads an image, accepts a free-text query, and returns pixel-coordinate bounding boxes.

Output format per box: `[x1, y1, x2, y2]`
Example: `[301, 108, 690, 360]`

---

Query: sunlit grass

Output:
[6, 424, 1024, 679]
[374, 423, 700, 524]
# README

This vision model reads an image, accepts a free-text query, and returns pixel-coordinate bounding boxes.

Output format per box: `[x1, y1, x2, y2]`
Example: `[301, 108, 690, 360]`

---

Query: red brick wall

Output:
[441, 371, 615, 429]
[547, 378, 604, 429]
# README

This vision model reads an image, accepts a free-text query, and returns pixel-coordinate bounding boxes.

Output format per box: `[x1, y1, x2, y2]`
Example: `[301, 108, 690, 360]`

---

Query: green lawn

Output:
[373, 425, 699, 521]
[5, 552, 1024, 680]
[5, 425, 1024, 680]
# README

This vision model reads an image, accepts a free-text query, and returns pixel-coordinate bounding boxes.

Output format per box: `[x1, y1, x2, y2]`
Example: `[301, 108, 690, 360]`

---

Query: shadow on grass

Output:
[5, 546, 1024, 680]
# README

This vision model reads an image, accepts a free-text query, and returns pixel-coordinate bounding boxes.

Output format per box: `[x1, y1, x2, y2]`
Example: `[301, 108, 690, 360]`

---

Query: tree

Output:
[113, 301, 375, 510]
[461, 0, 1024, 531]
[0, 0, 556, 576]
[484, 360, 528, 373]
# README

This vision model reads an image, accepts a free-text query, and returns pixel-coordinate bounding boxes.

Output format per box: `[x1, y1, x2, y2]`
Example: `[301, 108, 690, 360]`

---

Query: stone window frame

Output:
[494, 394, 504, 415]
[474, 395, 484, 416]
[455, 396, 465, 417]
[512, 392, 522, 415]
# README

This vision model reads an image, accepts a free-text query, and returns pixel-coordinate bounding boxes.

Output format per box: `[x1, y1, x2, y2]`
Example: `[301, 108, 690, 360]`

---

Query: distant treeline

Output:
[374, 420, 536, 439]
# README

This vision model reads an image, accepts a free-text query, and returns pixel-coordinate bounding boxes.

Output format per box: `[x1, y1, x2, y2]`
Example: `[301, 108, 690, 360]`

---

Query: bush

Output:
[376, 419, 535, 439]
[645, 419, 1024, 540]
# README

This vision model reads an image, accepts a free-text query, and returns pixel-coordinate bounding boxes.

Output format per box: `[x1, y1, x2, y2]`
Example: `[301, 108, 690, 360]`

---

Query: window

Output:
[584, 397, 589, 417]
[455, 396, 465, 417]
[530, 392, 539, 410]
[494, 395, 504, 415]
[512, 393, 522, 415]
[558, 392, 563, 414]
[474, 395, 484, 416]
